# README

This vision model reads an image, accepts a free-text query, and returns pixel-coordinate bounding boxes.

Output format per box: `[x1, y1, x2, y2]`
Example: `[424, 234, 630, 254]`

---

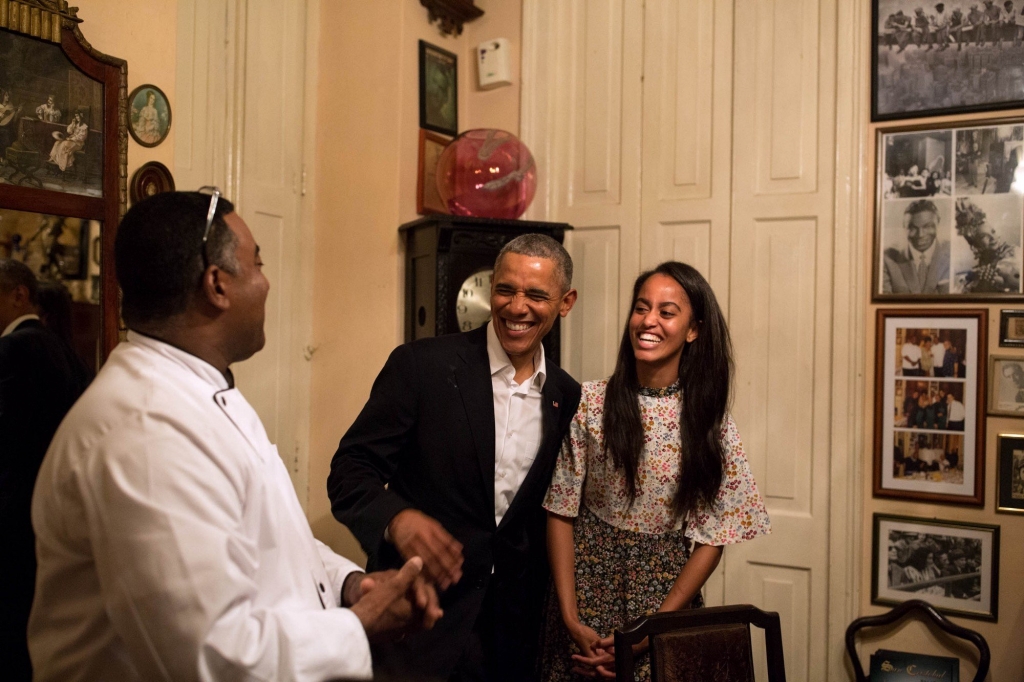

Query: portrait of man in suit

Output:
[328, 234, 581, 682]
[882, 199, 951, 295]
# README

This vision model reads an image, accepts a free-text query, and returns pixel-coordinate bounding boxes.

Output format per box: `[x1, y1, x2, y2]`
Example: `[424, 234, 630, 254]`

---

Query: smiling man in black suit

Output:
[0, 259, 90, 681]
[329, 234, 580, 682]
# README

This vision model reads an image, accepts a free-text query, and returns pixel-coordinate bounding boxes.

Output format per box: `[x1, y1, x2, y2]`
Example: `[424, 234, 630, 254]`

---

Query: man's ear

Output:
[199, 265, 231, 312]
[11, 284, 30, 308]
[559, 288, 578, 317]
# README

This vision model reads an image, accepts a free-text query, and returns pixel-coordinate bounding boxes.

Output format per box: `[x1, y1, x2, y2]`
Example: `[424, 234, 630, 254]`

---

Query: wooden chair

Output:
[614, 604, 786, 682]
[845, 599, 990, 682]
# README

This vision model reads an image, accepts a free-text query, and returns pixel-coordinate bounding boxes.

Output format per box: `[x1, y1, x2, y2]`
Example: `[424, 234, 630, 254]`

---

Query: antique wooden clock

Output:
[399, 215, 572, 364]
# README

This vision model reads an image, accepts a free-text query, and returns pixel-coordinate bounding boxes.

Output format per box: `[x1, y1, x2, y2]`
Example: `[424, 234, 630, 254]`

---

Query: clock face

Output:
[456, 269, 493, 332]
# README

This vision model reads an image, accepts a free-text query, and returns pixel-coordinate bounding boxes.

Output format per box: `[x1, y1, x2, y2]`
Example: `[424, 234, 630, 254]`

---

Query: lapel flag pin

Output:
[552, 401, 559, 408]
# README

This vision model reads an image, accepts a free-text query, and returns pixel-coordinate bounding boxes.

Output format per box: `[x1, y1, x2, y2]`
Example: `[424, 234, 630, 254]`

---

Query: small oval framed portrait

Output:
[128, 84, 171, 148]
[129, 161, 175, 204]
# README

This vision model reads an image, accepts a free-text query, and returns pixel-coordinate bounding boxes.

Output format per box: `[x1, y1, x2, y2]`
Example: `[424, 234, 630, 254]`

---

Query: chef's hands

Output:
[347, 557, 443, 642]
[387, 509, 464, 590]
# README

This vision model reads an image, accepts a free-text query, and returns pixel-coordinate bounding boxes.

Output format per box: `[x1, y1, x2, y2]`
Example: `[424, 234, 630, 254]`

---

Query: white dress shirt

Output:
[30, 332, 372, 682]
[487, 321, 546, 526]
[1, 312, 39, 337]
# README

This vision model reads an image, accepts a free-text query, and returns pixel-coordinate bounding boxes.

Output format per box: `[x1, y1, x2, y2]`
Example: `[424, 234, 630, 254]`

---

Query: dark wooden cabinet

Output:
[400, 215, 571, 365]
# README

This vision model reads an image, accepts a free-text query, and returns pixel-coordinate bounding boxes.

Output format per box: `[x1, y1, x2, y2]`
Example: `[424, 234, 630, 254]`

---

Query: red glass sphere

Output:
[435, 129, 537, 219]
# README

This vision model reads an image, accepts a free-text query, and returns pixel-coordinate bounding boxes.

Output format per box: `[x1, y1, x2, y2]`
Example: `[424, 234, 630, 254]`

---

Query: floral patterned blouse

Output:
[543, 379, 771, 543]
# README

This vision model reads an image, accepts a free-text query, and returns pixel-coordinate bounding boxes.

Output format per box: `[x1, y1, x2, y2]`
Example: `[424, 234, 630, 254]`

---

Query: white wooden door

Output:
[522, 0, 858, 678]
[175, 0, 313, 505]
[724, 0, 837, 679]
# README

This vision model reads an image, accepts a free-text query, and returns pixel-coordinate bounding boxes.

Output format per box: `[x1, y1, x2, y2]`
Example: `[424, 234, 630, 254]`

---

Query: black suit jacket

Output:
[328, 327, 581, 681]
[0, 319, 90, 681]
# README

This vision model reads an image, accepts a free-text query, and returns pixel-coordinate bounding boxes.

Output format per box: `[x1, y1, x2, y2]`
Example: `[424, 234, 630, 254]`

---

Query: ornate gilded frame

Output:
[0, 0, 127, 359]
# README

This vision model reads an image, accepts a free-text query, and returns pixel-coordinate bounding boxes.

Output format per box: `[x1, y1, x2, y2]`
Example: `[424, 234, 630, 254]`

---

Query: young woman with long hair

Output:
[538, 262, 771, 681]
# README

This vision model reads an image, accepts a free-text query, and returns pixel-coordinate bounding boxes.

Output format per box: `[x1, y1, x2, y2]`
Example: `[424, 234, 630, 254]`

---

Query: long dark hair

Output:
[602, 261, 733, 520]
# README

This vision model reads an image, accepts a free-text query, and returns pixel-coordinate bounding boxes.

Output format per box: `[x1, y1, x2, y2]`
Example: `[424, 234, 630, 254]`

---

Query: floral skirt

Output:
[538, 505, 703, 682]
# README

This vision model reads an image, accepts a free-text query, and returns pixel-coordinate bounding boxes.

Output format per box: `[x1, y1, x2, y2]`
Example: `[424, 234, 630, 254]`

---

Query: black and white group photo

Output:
[875, 0, 1024, 118]
[877, 122, 1024, 297]
[882, 129, 953, 199]
[885, 528, 982, 599]
[873, 514, 999, 620]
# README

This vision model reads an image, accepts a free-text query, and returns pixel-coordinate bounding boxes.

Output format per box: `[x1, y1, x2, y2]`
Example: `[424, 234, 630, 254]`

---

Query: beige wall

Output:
[306, 0, 523, 560]
[73, 1, 178, 186]
[861, 112, 1024, 682]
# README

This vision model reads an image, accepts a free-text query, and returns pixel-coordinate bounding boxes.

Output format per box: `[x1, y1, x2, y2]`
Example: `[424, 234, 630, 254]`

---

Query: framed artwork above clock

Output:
[399, 215, 572, 365]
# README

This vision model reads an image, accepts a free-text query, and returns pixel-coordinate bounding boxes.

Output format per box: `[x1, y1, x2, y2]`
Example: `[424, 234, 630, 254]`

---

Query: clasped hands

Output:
[344, 508, 465, 643]
[568, 622, 647, 679]
[343, 557, 444, 642]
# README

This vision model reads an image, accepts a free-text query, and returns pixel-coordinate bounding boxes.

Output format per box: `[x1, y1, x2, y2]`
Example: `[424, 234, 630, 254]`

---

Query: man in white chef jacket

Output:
[28, 190, 441, 682]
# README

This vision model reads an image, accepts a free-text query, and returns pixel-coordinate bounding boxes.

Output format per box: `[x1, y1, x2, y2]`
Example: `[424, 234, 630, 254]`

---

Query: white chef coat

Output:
[486, 321, 545, 526]
[29, 332, 372, 682]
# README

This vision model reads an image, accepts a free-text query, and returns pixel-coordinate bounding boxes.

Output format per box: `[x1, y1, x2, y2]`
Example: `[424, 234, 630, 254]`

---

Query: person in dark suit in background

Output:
[883, 199, 951, 295]
[0, 259, 90, 682]
[329, 234, 581, 682]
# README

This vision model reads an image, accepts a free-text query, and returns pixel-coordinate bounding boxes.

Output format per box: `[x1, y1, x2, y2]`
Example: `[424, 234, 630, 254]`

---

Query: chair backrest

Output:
[844, 599, 990, 682]
[614, 604, 787, 682]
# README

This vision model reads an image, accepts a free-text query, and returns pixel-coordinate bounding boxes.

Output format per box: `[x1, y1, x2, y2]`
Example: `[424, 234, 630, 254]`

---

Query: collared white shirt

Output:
[948, 400, 967, 422]
[2, 313, 39, 337]
[487, 321, 546, 526]
[30, 332, 371, 682]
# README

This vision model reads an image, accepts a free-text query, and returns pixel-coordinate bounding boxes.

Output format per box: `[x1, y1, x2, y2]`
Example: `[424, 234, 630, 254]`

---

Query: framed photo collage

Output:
[870, 10, 1023, 619]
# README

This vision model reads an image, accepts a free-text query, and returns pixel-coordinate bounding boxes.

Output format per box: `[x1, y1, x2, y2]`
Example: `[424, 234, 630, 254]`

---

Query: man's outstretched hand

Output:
[347, 557, 443, 642]
[388, 509, 464, 590]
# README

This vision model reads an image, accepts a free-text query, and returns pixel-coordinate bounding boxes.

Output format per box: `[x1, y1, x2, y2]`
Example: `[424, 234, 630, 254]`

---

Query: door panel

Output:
[176, 0, 312, 503]
[233, 0, 309, 498]
[728, 0, 837, 678]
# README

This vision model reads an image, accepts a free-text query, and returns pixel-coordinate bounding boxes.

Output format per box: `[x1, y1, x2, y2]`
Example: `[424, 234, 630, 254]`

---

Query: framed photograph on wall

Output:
[417, 129, 450, 215]
[874, 309, 986, 505]
[127, 84, 171, 148]
[986, 354, 1024, 416]
[872, 0, 1024, 121]
[874, 119, 1024, 301]
[996, 433, 1024, 513]
[419, 40, 458, 137]
[999, 309, 1024, 347]
[872, 513, 1000, 621]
